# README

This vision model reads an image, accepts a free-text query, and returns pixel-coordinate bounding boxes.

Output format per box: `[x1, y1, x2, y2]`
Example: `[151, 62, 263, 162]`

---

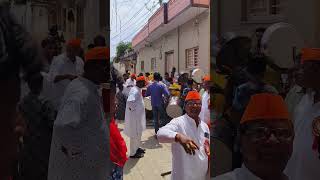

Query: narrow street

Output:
[118, 122, 172, 180]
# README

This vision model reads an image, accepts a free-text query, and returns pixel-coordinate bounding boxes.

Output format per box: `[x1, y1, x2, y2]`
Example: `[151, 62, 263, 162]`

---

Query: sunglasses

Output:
[241, 126, 293, 143]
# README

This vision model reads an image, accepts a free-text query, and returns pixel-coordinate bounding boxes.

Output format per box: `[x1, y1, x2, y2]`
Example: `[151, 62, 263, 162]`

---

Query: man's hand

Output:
[175, 133, 199, 155]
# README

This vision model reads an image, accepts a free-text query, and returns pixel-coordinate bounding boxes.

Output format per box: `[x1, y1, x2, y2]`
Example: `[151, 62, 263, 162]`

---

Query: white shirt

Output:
[124, 86, 146, 138]
[285, 90, 320, 180]
[213, 164, 262, 180]
[48, 53, 84, 109]
[157, 114, 210, 180]
[285, 85, 303, 119]
[48, 77, 111, 180]
[200, 91, 210, 124]
[123, 78, 136, 96]
[125, 78, 136, 87]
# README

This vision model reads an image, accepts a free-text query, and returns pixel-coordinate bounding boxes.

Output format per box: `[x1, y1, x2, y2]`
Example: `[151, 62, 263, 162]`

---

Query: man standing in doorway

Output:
[48, 39, 84, 110]
[124, 76, 147, 158]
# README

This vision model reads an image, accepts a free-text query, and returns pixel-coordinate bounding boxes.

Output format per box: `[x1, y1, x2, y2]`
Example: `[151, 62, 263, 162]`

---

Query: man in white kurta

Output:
[48, 39, 84, 109]
[48, 47, 111, 180]
[199, 75, 211, 124]
[123, 74, 136, 96]
[284, 48, 320, 180]
[157, 91, 210, 180]
[284, 90, 320, 180]
[124, 76, 146, 158]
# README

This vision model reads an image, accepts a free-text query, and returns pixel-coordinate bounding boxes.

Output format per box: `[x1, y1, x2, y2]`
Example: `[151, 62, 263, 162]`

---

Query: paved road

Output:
[118, 122, 172, 180]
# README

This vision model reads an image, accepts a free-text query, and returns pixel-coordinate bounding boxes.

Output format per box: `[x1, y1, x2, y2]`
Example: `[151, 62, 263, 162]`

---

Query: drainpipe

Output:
[177, 25, 180, 73]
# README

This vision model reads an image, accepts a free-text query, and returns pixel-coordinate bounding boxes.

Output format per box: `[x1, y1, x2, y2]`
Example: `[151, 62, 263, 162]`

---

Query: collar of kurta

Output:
[184, 114, 200, 128]
[237, 164, 263, 180]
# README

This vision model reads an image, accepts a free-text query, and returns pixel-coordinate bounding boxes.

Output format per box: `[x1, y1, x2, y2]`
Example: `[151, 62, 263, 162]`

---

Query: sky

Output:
[110, 0, 166, 58]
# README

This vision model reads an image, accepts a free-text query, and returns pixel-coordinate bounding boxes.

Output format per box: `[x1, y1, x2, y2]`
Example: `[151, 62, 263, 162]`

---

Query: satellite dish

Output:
[261, 23, 305, 69]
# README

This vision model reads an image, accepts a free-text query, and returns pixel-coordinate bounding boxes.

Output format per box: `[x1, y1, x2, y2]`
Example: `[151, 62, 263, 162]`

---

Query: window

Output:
[151, 58, 157, 72]
[141, 61, 145, 72]
[186, 47, 199, 69]
[243, 0, 287, 21]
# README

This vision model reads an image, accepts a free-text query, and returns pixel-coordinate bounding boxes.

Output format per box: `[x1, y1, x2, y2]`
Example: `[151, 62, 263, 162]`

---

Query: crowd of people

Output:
[3, 1, 320, 180]
[111, 68, 212, 179]
[210, 47, 320, 180]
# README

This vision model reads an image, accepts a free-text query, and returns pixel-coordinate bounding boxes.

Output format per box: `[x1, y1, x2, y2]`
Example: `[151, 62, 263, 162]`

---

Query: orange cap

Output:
[301, 48, 320, 63]
[131, 74, 136, 78]
[203, 75, 211, 82]
[136, 76, 145, 82]
[85, 47, 109, 61]
[185, 91, 201, 101]
[241, 93, 289, 124]
[67, 38, 81, 48]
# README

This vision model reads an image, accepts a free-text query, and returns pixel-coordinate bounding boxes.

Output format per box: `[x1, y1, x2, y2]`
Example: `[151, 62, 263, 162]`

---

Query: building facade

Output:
[10, 0, 109, 47]
[212, 0, 320, 47]
[131, 0, 210, 75]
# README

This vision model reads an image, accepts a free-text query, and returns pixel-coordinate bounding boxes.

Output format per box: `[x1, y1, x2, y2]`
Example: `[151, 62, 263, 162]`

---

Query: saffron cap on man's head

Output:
[136, 76, 145, 82]
[241, 93, 290, 124]
[131, 74, 136, 78]
[67, 38, 81, 48]
[85, 47, 109, 61]
[185, 91, 201, 101]
[203, 75, 211, 82]
[301, 48, 320, 63]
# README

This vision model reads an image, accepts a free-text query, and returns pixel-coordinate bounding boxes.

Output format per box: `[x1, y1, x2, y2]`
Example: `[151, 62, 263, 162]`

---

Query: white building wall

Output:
[136, 10, 210, 76]
[213, 0, 320, 47]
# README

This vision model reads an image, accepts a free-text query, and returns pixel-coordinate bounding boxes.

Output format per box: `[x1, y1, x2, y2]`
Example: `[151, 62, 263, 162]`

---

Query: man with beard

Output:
[214, 93, 294, 180]
[157, 91, 210, 180]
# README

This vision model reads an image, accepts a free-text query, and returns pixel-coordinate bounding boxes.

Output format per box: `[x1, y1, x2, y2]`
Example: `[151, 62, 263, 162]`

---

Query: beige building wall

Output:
[213, 0, 320, 47]
[136, 10, 210, 75]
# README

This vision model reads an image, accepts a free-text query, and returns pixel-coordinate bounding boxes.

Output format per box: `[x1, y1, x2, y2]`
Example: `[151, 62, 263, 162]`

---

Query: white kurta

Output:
[285, 90, 320, 180]
[123, 78, 136, 96]
[157, 114, 210, 180]
[124, 86, 146, 138]
[48, 53, 84, 109]
[213, 164, 262, 180]
[199, 91, 210, 124]
[284, 85, 303, 120]
[48, 77, 111, 180]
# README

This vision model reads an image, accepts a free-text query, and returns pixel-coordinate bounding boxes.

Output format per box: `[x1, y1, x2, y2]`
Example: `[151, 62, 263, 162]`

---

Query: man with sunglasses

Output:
[157, 91, 210, 180]
[48, 47, 112, 180]
[285, 48, 320, 180]
[214, 93, 294, 180]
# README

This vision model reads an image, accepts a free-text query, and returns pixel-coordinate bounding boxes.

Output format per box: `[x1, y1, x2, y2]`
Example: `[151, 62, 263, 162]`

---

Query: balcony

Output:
[132, 0, 209, 50]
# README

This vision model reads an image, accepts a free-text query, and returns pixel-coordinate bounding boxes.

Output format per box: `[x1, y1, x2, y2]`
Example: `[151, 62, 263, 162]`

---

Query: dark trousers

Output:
[152, 105, 167, 134]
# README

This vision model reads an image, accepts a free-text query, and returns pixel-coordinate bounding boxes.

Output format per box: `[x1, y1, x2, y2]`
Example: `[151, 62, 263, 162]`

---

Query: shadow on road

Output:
[141, 135, 163, 149]
[124, 158, 140, 175]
